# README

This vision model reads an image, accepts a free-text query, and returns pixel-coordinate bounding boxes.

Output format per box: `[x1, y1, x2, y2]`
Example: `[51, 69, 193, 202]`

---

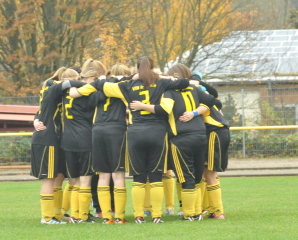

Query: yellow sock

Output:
[181, 188, 197, 218]
[200, 179, 209, 211]
[194, 183, 202, 215]
[114, 187, 126, 219]
[79, 187, 91, 221]
[71, 185, 80, 219]
[150, 182, 164, 218]
[97, 186, 112, 219]
[40, 194, 54, 221]
[54, 187, 63, 220]
[132, 182, 146, 218]
[207, 183, 224, 216]
[144, 180, 151, 211]
[62, 183, 71, 214]
[176, 181, 182, 210]
[162, 175, 174, 209]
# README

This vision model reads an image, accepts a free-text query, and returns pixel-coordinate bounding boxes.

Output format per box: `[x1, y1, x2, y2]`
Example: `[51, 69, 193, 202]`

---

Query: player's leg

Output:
[112, 171, 127, 223]
[97, 172, 113, 223]
[162, 170, 175, 215]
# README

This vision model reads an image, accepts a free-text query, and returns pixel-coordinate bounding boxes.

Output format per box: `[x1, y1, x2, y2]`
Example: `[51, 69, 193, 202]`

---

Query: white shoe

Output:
[176, 210, 184, 216]
[164, 208, 174, 216]
[41, 217, 67, 224]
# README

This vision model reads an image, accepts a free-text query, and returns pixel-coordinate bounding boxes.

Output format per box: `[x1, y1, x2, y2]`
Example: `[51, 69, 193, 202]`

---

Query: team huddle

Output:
[31, 56, 230, 224]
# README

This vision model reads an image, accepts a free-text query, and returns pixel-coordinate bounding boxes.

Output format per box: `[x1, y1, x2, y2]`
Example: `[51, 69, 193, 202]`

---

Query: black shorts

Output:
[30, 144, 60, 179]
[205, 128, 230, 172]
[65, 151, 93, 178]
[169, 133, 207, 184]
[92, 123, 126, 173]
[58, 148, 67, 177]
[127, 123, 168, 176]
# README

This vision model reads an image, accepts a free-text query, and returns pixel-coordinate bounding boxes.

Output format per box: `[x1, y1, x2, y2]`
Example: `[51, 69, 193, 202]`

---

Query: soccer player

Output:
[70, 56, 189, 223]
[61, 68, 103, 223]
[129, 78, 215, 221]
[31, 67, 84, 224]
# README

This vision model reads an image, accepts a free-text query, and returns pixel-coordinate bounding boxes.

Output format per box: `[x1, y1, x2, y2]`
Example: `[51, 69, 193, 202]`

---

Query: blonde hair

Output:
[81, 67, 99, 80]
[61, 68, 80, 80]
[167, 63, 192, 79]
[42, 67, 67, 88]
[111, 64, 131, 76]
[130, 66, 137, 75]
[82, 59, 107, 76]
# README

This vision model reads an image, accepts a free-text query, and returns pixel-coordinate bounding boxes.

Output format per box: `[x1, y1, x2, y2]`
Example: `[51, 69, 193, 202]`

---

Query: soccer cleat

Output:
[210, 213, 225, 219]
[114, 218, 128, 224]
[69, 217, 79, 223]
[177, 217, 194, 221]
[78, 218, 95, 223]
[144, 210, 152, 217]
[152, 217, 164, 223]
[135, 217, 146, 224]
[164, 208, 174, 216]
[176, 210, 184, 216]
[62, 214, 71, 221]
[41, 217, 67, 224]
[193, 214, 203, 221]
[102, 218, 114, 224]
[96, 212, 102, 218]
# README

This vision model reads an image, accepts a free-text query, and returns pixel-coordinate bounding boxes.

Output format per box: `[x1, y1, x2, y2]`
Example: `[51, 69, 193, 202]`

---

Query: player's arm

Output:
[179, 88, 215, 122]
[130, 92, 174, 117]
[163, 78, 189, 90]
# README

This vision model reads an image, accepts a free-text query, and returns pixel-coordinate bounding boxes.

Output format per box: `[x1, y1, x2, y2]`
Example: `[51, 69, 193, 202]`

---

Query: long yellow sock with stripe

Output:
[79, 187, 92, 221]
[200, 178, 209, 211]
[40, 194, 54, 221]
[150, 182, 164, 218]
[62, 183, 71, 214]
[97, 186, 112, 219]
[181, 188, 197, 218]
[71, 185, 80, 219]
[132, 182, 146, 218]
[176, 181, 182, 210]
[162, 175, 174, 210]
[54, 187, 63, 220]
[207, 183, 224, 216]
[114, 187, 126, 219]
[143, 180, 152, 212]
[194, 183, 202, 215]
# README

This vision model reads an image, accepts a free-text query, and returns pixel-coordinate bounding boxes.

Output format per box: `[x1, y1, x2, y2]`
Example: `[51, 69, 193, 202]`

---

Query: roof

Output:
[182, 29, 298, 84]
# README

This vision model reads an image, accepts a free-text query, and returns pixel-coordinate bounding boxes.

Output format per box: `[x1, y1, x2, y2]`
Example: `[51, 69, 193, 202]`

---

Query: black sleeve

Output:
[68, 80, 86, 88]
[87, 92, 107, 108]
[91, 79, 107, 92]
[195, 86, 215, 109]
[163, 78, 189, 90]
[154, 105, 168, 117]
[46, 79, 55, 86]
[199, 80, 218, 98]
[214, 99, 222, 110]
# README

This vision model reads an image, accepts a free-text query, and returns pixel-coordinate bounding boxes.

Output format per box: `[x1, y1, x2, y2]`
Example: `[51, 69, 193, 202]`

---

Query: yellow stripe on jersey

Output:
[125, 133, 129, 172]
[93, 107, 98, 124]
[168, 111, 177, 136]
[203, 116, 224, 127]
[164, 134, 168, 173]
[208, 132, 216, 171]
[160, 95, 174, 114]
[171, 143, 185, 183]
[103, 82, 125, 99]
[181, 92, 196, 111]
[77, 84, 97, 96]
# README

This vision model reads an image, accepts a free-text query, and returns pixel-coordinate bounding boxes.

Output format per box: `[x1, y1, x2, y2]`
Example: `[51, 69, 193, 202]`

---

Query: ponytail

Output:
[137, 56, 159, 89]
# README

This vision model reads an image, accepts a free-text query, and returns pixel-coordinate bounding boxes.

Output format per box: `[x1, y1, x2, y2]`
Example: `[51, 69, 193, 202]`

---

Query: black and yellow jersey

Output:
[158, 85, 215, 138]
[31, 84, 64, 146]
[76, 78, 189, 125]
[93, 77, 127, 124]
[60, 90, 98, 152]
[202, 101, 230, 133]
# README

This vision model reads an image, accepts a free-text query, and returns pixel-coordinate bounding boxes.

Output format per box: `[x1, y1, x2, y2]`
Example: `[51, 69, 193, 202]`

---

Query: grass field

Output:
[0, 177, 297, 240]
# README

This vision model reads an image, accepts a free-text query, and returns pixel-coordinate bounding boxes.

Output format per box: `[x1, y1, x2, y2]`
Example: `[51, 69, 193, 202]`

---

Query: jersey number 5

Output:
[139, 90, 151, 115]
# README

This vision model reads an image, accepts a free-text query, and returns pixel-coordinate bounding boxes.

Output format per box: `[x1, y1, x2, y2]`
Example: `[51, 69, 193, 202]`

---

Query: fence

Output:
[1, 87, 298, 164]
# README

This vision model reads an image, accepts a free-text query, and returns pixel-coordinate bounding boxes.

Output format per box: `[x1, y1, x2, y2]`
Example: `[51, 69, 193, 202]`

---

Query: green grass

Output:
[0, 177, 297, 240]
